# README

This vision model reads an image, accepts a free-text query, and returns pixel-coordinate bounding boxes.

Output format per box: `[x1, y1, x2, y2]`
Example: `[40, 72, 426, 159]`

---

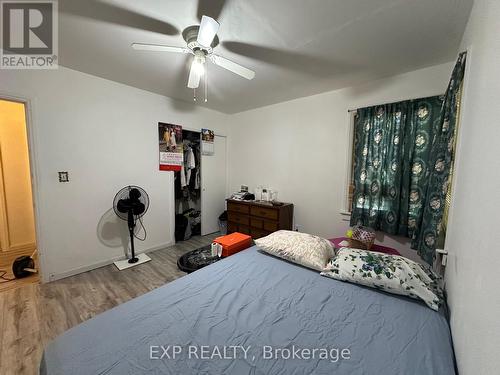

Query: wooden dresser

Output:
[226, 199, 294, 239]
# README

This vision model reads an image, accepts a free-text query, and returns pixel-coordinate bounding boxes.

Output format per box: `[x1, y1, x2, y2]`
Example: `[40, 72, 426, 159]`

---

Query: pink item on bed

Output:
[329, 237, 401, 256]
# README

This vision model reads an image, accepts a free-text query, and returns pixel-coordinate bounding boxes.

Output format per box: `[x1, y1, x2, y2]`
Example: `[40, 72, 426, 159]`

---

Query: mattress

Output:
[41, 246, 455, 375]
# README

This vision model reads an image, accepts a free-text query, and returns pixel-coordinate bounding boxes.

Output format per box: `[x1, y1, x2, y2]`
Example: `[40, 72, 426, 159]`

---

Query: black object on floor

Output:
[177, 245, 221, 273]
[12, 256, 35, 278]
[175, 214, 189, 242]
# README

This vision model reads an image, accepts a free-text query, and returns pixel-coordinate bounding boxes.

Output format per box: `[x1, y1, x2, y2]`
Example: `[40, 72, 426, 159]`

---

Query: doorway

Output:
[174, 130, 202, 242]
[0, 99, 39, 292]
[174, 129, 227, 242]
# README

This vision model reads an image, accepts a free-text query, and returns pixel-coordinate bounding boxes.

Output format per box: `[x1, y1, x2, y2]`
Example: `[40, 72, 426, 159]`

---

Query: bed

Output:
[40, 246, 456, 374]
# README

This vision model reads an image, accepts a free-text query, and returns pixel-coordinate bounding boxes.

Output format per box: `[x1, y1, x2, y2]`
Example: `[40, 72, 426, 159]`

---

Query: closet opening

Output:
[174, 130, 202, 242]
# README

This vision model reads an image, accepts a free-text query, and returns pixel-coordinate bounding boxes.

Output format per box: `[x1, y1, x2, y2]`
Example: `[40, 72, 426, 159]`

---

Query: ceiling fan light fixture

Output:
[193, 52, 206, 75]
[192, 60, 205, 76]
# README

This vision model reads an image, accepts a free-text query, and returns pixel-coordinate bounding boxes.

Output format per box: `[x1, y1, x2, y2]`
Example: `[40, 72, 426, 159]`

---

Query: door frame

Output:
[169, 126, 228, 242]
[0, 92, 45, 281]
[200, 133, 227, 236]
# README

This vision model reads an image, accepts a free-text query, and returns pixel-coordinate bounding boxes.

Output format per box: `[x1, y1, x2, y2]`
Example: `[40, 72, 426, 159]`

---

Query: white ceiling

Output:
[58, 0, 473, 114]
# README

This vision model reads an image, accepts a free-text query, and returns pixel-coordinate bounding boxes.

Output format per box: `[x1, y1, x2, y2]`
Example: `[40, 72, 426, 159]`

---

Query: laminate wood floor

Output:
[0, 234, 218, 375]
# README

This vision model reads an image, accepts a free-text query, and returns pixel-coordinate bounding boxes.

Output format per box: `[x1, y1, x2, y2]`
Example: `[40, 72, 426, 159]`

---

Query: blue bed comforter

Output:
[41, 246, 455, 374]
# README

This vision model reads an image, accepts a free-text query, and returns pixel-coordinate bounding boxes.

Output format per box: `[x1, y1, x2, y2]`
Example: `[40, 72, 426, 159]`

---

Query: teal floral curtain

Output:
[350, 97, 443, 237]
[351, 52, 467, 264]
[411, 52, 467, 263]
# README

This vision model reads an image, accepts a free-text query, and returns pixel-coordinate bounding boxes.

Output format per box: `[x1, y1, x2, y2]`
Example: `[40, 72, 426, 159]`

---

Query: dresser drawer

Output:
[263, 220, 278, 232]
[238, 225, 251, 235]
[250, 218, 263, 229]
[227, 221, 238, 233]
[227, 202, 250, 214]
[250, 206, 278, 221]
[251, 228, 271, 239]
[228, 212, 250, 226]
[226, 199, 294, 237]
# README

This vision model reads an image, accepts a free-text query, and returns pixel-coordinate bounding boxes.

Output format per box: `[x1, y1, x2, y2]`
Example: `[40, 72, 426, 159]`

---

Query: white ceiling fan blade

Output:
[197, 15, 219, 47]
[131, 43, 191, 54]
[187, 59, 202, 89]
[210, 55, 255, 80]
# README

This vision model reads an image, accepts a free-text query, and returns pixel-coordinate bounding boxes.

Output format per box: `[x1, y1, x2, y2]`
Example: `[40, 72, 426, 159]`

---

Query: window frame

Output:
[340, 110, 356, 217]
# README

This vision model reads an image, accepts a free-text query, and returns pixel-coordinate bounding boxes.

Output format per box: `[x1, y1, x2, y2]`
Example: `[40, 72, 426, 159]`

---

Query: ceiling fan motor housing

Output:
[182, 25, 219, 54]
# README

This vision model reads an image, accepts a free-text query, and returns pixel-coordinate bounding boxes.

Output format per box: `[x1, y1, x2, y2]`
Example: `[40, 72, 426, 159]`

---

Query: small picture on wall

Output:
[159, 122, 183, 171]
[201, 129, 214, 142]
[201, 128, 215, 155]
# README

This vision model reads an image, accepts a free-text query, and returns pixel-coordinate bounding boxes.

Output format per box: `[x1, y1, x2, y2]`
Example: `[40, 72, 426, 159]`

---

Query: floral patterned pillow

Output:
[255, 230, 334, 271]
[320, 248, 444, 311]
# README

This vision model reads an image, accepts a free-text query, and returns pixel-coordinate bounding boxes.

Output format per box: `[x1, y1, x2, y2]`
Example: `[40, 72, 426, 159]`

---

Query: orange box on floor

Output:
[214, 232, 252, 257]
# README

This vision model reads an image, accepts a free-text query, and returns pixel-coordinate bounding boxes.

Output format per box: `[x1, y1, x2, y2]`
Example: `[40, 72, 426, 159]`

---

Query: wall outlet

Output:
[294, 224, 302, 232]
[58, 171, 69, 182]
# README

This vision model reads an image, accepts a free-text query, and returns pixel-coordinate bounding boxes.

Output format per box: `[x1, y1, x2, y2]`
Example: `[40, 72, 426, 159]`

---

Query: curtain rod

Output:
[346, 93, 445, 113]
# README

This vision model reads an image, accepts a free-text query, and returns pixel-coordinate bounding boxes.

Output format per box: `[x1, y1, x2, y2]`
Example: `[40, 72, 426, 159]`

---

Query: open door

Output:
[201, 135, 227, 235]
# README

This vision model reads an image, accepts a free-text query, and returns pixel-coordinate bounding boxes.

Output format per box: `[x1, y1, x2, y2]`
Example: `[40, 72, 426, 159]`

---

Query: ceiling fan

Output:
[131, 15, 255, 100]
[60, 0, 332, 107]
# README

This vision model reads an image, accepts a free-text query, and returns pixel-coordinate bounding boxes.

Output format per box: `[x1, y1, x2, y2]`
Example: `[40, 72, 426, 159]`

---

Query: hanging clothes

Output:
[183, 144, 196, 187]
[195, 168, 200, 190]
[186, 146, 196, 169]
[175, 131, 202, 241]
[180, 164, 187, 188]
[189, 145, 201, 191]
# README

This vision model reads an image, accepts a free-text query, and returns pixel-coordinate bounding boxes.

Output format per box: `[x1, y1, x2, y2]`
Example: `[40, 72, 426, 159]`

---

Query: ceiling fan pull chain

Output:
[205, 65, 208, 103]
[193, 88, 197, 101]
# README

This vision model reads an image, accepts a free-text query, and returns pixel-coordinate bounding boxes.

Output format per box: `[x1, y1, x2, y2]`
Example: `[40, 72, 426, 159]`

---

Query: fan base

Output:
[182, 25, 219, 49]
[114, 253, 151, 271]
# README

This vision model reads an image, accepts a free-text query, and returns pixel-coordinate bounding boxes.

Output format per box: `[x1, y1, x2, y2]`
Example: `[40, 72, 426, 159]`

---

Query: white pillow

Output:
[255, 230, 333, 271]
[321, 248, 443, 311]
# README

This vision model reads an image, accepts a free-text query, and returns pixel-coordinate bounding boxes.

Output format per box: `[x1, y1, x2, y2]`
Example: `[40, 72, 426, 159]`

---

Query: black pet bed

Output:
[177, 245, 221, 273]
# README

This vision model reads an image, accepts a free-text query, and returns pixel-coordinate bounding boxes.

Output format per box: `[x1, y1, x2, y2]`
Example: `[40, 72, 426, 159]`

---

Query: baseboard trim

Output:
[45, 241, 175, 282]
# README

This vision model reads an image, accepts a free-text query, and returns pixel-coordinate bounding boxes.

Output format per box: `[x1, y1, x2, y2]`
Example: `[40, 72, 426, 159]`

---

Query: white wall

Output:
[0, 67, 228, 281]
[444, 0, 500, 373]
[228, 62, 453, 262]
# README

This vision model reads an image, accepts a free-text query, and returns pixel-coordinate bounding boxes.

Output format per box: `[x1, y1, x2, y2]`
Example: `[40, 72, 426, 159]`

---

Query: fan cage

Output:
[113, 185, 150, 221]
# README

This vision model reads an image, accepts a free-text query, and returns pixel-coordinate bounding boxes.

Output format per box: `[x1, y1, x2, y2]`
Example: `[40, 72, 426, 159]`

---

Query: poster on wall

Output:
[158, 122, 183, 171]
[201, 128, 215, 155]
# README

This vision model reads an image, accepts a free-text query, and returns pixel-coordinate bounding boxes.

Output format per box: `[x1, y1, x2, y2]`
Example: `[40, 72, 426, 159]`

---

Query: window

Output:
[341, 52, 465, 264]
[346, 96, 444, 237]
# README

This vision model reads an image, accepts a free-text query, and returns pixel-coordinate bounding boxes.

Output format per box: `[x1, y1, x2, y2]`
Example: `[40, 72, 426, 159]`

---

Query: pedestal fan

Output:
[113, 186, 150, 270]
